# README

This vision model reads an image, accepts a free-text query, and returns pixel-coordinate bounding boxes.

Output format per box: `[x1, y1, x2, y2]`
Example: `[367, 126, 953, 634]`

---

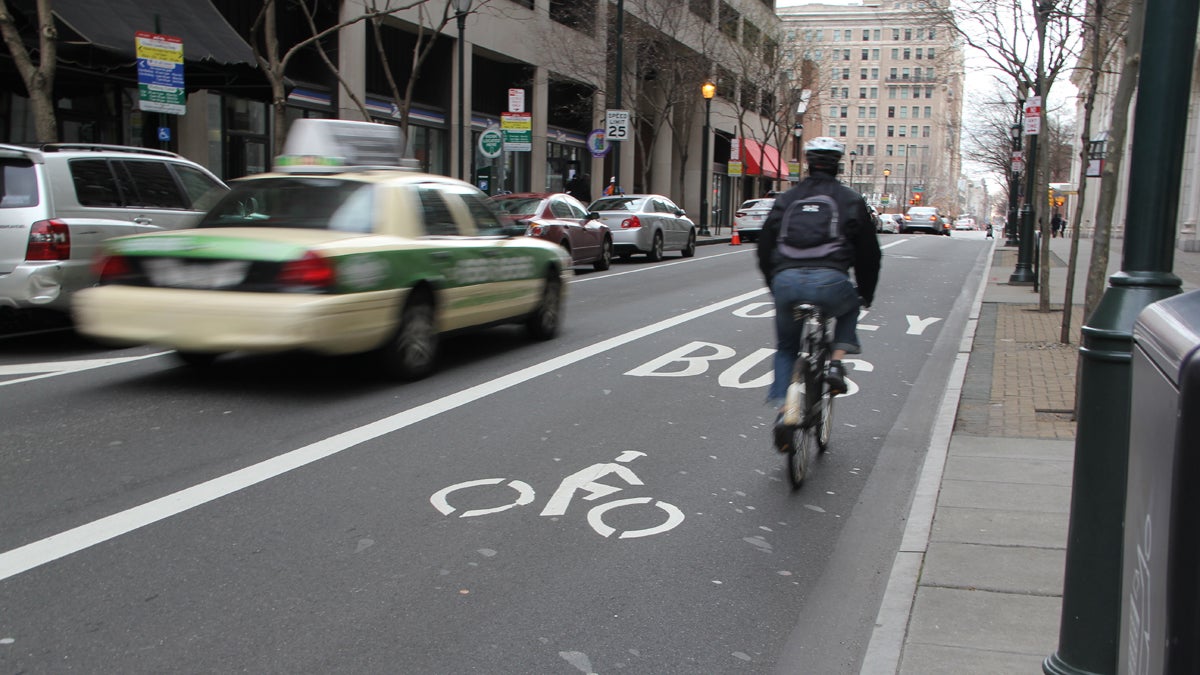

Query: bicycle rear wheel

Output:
[787, 359, 815, 489]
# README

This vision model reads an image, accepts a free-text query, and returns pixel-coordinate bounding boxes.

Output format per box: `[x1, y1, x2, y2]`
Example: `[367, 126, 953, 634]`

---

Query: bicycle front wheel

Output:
[816, 392, 834, 453]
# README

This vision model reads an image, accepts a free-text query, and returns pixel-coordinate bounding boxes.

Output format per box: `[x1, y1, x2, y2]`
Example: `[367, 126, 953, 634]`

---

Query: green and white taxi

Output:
[73, 120, 571, 379]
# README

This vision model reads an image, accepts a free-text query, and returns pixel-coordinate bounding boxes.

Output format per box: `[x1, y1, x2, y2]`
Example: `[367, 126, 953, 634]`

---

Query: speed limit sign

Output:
[605, 109, 631, 142]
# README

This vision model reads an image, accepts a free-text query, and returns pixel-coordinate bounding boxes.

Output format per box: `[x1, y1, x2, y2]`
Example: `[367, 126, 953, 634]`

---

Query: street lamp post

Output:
[1005, 119, 1022, 247]
[1010, 93, 1037, 284]
[792, 123, 803, 172]
[848, 150, 857, 193]
[453, 0, 473, 182]
[901, 145, 914, 207]
[699, 80, 716, 236]
[882, 168, 891, 212]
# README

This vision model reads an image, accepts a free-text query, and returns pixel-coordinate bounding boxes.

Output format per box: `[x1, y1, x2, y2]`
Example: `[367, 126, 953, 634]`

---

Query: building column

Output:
[337, 4, 367, 122]
[650, 88, 673, 197]
[532, 66, 550, 192]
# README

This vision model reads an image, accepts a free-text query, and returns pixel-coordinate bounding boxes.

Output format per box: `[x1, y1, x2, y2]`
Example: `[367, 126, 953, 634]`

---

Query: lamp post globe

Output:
[699, 81, 716, 236]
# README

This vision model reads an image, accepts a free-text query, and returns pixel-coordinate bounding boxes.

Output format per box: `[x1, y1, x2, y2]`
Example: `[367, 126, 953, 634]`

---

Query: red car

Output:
[489, 192, 613, 270]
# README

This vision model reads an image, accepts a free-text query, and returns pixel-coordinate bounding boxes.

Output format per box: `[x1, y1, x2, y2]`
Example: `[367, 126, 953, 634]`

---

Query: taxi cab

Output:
[72, 120, 571, 379]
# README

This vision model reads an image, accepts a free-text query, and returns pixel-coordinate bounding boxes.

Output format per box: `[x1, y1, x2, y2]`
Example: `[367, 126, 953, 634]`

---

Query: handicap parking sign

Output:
[157, 127, 171, 142]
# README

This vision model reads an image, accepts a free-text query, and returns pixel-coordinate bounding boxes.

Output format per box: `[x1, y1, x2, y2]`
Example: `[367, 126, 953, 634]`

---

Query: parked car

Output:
[902, 206, 948, 235]
[878, 212, 902, 234]
[954, 216, 977, 231]
[73, 120, 571, 380]
[587, 194, 697, 261]
[733, 197, 775, 243]
[0, 143, 228, 315]
[489, 192, 612, 271]
[867, 204, 883, 233]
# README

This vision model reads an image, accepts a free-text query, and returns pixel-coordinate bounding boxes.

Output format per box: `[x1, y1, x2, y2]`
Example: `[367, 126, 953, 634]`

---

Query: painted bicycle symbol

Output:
[429, 451, 684, 539]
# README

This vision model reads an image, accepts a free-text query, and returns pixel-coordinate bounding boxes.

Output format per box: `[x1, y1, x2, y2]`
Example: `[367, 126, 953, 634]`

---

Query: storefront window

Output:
[545, 139, 585, 193]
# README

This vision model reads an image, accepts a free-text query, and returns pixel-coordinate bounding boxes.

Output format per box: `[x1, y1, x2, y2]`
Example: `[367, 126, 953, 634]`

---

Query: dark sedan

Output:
[490, 192, 613, 271]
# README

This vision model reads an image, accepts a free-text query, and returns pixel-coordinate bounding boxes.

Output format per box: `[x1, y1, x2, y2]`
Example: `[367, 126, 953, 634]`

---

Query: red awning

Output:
[740, 139, 789, 180]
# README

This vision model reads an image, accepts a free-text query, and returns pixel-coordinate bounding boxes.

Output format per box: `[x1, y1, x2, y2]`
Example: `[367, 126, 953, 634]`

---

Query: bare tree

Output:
[250, 0, 436, 154]
[0, 0, 57, 141]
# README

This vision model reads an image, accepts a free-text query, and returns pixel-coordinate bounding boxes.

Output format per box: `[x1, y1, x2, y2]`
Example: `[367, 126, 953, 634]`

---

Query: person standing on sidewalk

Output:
[757, 137, 882, 430]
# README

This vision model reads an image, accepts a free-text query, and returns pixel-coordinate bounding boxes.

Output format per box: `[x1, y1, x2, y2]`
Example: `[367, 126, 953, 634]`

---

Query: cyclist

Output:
[756, 136, 881, 423]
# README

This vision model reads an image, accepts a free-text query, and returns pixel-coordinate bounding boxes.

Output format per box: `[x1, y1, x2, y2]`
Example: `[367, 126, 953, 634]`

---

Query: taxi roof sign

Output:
[275, 119, 409, 173]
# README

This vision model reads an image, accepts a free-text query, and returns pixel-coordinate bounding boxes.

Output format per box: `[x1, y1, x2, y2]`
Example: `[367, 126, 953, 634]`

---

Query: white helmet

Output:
[804, 136, 846, 156]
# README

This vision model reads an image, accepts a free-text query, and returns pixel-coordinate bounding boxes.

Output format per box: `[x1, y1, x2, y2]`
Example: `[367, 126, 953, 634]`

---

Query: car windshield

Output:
[590, 197, 645, 212]
[199, 178, 375, 233]
[490, 197, 543, 216]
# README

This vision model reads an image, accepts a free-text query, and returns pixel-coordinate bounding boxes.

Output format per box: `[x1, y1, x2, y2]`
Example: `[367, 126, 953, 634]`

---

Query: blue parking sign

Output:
[157, 127, 171, 142]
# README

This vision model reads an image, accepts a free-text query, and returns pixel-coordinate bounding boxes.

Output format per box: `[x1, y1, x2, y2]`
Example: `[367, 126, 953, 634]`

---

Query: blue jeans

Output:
[767, 267, 862, 406]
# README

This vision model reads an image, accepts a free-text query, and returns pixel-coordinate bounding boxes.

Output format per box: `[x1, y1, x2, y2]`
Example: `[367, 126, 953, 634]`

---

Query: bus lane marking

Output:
[0, 288, 768, 582]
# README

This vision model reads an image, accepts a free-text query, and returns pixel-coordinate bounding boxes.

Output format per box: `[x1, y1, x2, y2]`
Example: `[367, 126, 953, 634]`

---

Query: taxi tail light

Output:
[621, 215, 641, 229]
[278, 251, 336, 289]
[95, 255, 133, 283]
[26, 219, 71, 261]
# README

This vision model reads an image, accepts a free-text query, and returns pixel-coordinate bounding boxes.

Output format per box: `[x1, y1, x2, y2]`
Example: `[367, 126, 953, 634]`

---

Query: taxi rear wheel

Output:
[175, 351, 220, 368]
[382, 292, 438, 380]
[526, 272, 562, 340]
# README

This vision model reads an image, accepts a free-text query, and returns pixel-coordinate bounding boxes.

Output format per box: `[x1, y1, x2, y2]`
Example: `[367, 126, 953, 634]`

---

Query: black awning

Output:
[52, 0, 256, 66]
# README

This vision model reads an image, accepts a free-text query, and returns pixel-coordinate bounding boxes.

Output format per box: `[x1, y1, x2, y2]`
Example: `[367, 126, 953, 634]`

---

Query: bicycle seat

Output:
[792, 303, 828, 321]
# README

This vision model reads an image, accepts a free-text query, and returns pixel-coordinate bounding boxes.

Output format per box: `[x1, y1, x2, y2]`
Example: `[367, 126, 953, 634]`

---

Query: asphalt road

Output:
[0, 232, 992, 673]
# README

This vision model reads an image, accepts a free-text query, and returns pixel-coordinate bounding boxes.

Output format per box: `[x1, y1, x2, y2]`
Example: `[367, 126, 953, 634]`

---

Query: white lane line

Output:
[570, 248, 751, 283]
[0, 353, 168, 387]
[0, 287, 770, 583]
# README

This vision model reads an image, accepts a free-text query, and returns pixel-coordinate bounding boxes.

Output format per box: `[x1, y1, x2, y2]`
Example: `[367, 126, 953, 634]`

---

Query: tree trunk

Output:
[1083, 0, 1145, 319]
[1061, 0, 1105, 343]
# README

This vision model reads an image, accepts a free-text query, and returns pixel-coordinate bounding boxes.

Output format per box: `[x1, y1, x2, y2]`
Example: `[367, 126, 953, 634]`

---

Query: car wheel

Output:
[593, 237, 613, 271]
[380, 290, 438, 380]
[681, 229, 696, 258]
[526, 272, 562, 340]
[175, 350, 219, 368]
[647, 231, 664, 262]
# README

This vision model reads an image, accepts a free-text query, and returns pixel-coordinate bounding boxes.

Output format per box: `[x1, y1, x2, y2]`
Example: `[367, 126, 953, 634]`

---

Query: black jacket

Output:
[756, 172, 882, 306]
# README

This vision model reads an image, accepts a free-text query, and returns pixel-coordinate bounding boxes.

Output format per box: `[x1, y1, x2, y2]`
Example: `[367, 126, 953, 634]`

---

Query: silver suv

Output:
[0, 144, 227, 314]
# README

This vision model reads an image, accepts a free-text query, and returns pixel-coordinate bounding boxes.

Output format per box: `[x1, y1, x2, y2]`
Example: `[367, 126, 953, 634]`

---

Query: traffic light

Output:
[911, 193, 922, 205]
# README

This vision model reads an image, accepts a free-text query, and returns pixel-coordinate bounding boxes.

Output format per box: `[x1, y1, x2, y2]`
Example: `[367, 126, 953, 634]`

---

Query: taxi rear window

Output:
[199, 178, 374, 233]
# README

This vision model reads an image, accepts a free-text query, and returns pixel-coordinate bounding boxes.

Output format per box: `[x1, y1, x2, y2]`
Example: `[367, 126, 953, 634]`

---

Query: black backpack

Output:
[776, 190, 843, 260]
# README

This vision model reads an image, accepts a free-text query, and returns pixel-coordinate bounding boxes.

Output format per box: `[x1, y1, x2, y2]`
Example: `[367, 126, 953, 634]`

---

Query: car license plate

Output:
[143, 258, 250, 289]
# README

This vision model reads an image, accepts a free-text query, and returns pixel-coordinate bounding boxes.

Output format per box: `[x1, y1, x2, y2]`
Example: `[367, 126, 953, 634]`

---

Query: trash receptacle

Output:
[1120, 289, 1200, 674]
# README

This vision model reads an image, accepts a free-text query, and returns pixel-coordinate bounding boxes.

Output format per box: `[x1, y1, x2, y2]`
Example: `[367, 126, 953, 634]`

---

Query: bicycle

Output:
[773, 303, 836, 489]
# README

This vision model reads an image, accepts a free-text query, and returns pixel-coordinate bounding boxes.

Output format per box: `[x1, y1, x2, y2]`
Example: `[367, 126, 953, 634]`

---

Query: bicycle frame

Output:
[782, 303, 832, 427]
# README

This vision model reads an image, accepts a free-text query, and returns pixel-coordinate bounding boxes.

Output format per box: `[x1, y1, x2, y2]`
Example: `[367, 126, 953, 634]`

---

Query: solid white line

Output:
[0, 287, 769, 583]
[0, 353, 168, 387]
[859, 238, 996, 674]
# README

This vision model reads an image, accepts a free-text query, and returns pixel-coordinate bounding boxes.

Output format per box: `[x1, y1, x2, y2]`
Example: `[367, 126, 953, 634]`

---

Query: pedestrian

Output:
[1051, 213, 1064, 238]
[986, 222, 994, 239]
[604, 176, 624, 196]
[566, 173, 592, 204]
[757, 136, 881, 448]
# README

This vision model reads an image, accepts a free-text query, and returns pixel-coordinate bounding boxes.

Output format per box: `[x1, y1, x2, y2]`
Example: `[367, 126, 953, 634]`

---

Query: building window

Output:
[839, 125, 848, 136]
[887, 125, 894, 137]
[889, 67, 898, 79]
[689, 0, 713, 22]
[860, 68, 868, 79]
[925, 86, 934, 98]
[905, 28, 912, 40]
[862, 29, 870, 40]
[861, 48, 870, 60]
[857, 124, 866, 135]
[868, 125, 876, 136]
[892, 28, 900, 40]
[870, 87, 878, 98]
[899, 107, 907, 119]
[872, 48, 880, 59]
[926, 67, 935, 79]
[915, 47, 923, 60]
[887, 106, 895, 117]
[867, 144, 875, 156]
[886, 145, 893, 156]
[928, 47, 936, 59]
[858, 105, 866, 117]
[841, 106, 849, 118]
[549, 0, 596, 32]
[903, 48, 911, 59]
[873, 29, 881, 40]
[898, 126, 906, 137]
[891, 48, 899, 59]
[859, 87, 868, 99]
[924, 105, 932, 118]
[841, 87, 849, 98]
[718, 2, 739, 39]
[922, 125, 931, 137]
[743, 21, 760, 51]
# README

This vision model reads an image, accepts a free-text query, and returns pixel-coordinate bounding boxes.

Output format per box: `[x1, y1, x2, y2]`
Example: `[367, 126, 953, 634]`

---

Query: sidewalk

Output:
[864, 234, 1200, 673]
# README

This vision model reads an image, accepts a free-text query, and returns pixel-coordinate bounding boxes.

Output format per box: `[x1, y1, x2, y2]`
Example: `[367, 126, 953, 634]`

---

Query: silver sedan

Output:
[587, 194, 697, 261]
